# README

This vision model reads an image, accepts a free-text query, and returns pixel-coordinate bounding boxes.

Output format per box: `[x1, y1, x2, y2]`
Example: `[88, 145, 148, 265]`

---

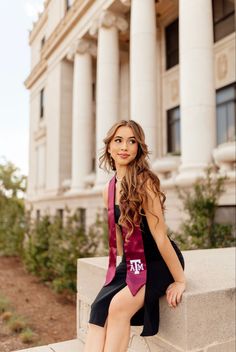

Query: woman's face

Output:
[108, 126, 139, 168]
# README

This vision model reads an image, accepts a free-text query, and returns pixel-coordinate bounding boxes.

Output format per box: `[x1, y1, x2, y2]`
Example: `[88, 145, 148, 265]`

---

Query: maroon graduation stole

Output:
[104, 175, 147, 296]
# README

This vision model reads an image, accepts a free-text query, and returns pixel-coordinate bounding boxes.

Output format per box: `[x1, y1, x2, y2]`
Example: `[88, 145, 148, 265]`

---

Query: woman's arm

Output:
[142, 179, 186, 285]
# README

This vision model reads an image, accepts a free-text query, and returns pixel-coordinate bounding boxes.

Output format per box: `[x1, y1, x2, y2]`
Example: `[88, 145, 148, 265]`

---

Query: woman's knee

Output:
[108, 296, 129, 319]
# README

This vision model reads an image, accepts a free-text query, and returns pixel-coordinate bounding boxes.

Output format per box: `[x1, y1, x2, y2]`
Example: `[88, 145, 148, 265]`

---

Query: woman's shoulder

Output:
[137, 172, 156, 190]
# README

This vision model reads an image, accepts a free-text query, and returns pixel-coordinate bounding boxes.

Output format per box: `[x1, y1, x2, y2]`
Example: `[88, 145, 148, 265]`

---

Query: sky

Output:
[0, 0, 44, 176]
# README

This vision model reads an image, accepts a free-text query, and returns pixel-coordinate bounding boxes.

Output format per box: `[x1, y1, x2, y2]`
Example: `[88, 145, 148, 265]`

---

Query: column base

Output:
[175, 163, 211, 187]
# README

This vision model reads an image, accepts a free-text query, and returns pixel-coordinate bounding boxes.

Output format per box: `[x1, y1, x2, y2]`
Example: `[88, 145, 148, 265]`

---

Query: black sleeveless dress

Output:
[89, 205, 185, 336]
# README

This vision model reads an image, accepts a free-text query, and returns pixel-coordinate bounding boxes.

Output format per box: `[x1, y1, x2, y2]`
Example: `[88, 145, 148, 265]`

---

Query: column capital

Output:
[67, 39, 97, 61]
[89, 10, 129, 37]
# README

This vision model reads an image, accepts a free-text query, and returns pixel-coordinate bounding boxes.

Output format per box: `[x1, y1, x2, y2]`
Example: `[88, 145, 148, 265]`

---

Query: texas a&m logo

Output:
[130, 259, 144, 274]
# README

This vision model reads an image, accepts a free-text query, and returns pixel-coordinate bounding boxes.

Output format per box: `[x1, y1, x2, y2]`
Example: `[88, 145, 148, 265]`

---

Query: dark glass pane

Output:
[167, 107, 181, 153]
[214, 14, 235, 41]
[216, 85, 235, 104]
[165, 19, 179, 70]
[175, 119, 181, 153]
[224, 0, 235, 15]
[40, 89, 44, 118]
[217, 105, 228, 144]
[227, 102, 236, 141]
[213, 0, 224, 22]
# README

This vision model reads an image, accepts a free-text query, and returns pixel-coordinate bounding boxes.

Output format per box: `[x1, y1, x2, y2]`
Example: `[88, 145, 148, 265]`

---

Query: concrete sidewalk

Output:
[12, 338, 84, 352]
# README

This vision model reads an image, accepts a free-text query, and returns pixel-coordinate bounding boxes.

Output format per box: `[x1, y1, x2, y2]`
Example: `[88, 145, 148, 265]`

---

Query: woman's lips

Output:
[118, 154, 130, 159]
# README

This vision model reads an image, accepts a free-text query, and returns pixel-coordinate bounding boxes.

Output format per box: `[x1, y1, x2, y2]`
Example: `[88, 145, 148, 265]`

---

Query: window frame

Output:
[165, 18, 179, 70]
[212, 0, 235, 42]
[167, 106, 181, 155]
[40, 88, 44, 119]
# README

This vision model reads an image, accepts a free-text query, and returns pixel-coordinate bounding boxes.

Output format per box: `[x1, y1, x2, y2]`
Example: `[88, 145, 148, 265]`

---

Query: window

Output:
[165, 19, 179, 70]
[212, 0, 235, 42]
[216, 83, 236, 145]
[57, 209, 64, 220]
[214, 205, 236, 238]
[56, 209, 64, 228]
[41, 36, 45, 49]
[40, 88, 44, 119]
[92, 157, 96, 172]
[36, 209, 40, 222]
[76, 208, 86, 231]
[167, 106, 181, 154]
[66, 0, 73, 11]
[92, 82, 96, 102]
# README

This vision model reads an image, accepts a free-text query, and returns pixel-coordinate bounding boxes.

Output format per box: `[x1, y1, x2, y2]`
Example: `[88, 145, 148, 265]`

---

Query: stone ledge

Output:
[77, 247, 236, 352]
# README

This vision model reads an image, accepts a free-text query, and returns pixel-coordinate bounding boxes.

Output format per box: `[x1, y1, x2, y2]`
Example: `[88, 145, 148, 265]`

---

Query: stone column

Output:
[90, 11, 128, 187]
[177, 0, 216, 185]
[130, 0, 157, 159]
[69, 39, 96, 191]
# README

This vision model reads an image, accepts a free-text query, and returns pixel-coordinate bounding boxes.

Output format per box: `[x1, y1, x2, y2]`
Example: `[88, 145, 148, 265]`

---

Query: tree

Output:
[0, 159, 26, 256]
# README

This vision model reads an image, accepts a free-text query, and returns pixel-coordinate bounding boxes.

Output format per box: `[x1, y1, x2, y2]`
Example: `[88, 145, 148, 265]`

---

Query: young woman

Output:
[84, 120, 186, 352]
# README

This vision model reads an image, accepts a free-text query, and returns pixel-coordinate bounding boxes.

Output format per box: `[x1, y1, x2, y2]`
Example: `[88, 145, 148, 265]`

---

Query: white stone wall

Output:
[25, 0, 236, 230]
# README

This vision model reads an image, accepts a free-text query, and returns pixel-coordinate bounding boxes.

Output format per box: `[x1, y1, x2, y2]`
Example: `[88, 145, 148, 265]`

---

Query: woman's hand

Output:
[165, 281, 186, 308]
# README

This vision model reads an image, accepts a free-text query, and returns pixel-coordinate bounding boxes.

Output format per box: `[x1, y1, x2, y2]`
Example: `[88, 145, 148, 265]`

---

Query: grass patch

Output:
[0, 294, 11, 314]
[7, 315, 26, 333]
[1, 311, 13, 321]
[0, 291, 39, 344]
[19, 328, 38, 344]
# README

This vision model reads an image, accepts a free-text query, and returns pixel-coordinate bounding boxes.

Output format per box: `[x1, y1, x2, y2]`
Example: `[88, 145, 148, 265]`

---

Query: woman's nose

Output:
[121, 141, 128, 150]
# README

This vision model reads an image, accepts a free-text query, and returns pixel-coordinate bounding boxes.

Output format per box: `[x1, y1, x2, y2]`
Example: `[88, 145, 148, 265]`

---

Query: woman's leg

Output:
[103, 285, 146, 352]
[84, 320, 107, 352]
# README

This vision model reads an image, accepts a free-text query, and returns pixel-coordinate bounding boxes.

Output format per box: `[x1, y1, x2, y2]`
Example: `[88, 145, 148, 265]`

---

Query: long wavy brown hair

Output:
[99, 120, 166, 240]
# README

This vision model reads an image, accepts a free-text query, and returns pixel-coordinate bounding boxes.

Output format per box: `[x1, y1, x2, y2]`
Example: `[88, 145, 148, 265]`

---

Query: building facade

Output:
[25, 0, 236, 231]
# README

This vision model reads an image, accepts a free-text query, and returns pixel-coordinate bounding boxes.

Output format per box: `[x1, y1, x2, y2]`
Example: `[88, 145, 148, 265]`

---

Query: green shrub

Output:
[0, 160, 26, 256]
[23, 209, 108, 293]
[23, 214, 53, 281]
[172, 166, 235, 250]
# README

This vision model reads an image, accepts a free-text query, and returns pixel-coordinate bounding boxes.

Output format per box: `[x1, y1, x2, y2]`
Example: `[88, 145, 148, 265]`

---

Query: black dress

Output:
[89, 205, 185, 336]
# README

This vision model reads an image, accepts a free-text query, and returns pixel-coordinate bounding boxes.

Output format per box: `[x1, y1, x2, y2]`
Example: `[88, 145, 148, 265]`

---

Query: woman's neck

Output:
[115, 166, 126, 180]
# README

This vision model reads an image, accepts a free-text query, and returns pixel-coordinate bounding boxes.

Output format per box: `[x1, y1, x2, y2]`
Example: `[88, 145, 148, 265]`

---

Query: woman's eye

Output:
[129, 140, 136, 144]
[115, 139, 121, 143]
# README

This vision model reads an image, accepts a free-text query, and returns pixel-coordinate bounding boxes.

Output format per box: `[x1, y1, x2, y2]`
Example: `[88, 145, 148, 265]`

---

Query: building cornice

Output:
[29, 0, 50, 44]
[25, 0, 95, 89]
[42, 0, 95, 60]
[25, 59, 47, 89]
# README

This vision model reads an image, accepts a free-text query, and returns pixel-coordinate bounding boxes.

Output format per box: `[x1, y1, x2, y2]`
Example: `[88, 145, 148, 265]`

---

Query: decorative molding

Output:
[34, 126, 47, 141]
[170, 79, 178, 101]
[41, 0, 95, 60]
[29, 0, 51, 43]
[217, 53, 228, 81]
[89, 10, 129, 37]
[25, 0, 95, 89]
[24, 59, 47, 89]
[76, 38, 97, 56]
[67, 38, 97, 61]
